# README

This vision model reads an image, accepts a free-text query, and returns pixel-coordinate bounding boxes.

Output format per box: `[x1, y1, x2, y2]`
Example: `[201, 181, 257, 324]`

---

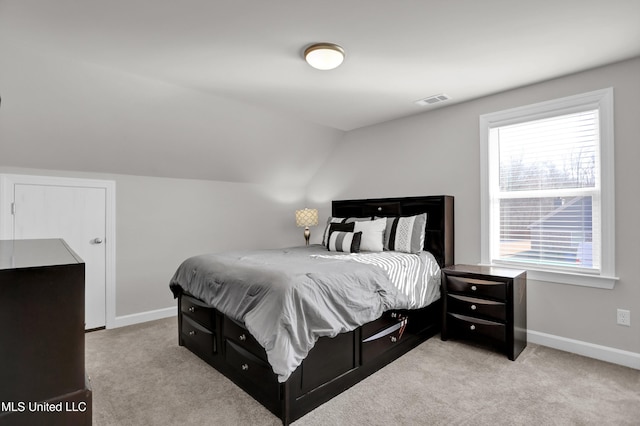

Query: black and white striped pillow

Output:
[327, 222, 355, 249]
[328, 231, 362, 253]
[321, 216, 371, 246]
[384, 213, 427, 254]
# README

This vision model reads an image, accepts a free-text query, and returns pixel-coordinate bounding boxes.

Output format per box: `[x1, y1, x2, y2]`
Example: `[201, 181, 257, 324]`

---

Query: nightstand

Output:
[441, 264, 527, 360]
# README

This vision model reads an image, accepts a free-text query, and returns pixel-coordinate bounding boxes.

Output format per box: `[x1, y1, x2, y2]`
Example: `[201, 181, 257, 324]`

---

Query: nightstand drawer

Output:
[223, 318, 267, 361]
[446, 275, 506, 300]
[181, 315, 216, 355]
[181, 294, 215, 330]
[447, 294, 506, 322]
[447, 313, 505, 342]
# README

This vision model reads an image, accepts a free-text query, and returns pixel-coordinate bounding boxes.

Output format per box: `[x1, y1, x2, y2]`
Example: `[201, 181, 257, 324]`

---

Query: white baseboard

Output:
[111, 306, 177, 329]
[528, 330, 640, 370]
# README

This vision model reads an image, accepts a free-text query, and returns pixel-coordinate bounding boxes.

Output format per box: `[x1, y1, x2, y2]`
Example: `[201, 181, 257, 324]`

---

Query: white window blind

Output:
[480, 88, 617, 288]
[491, 110, 600, 273]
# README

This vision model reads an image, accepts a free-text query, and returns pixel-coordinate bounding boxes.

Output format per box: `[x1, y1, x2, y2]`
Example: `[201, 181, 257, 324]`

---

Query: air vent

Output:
[415, 94, 451, 106]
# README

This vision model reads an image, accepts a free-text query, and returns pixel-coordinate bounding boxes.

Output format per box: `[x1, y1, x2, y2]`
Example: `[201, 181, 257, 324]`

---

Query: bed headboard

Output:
[332, 195, 454, 268]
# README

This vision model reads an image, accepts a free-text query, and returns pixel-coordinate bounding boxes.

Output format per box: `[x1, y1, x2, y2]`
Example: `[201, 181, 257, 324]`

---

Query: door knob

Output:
[93, 238, 103, 244]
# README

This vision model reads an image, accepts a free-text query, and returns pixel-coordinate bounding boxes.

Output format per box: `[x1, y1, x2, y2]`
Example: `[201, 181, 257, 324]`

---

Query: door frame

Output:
[0, 173, 116, 329]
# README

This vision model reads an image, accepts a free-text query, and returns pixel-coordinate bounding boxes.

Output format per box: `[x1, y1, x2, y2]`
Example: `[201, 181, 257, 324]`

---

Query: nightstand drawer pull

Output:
[470, 325, 476, 331]
[390, 336, 397, 343]
[471, 285, 477, 291]
[239, 334, 246, 341]
[188, 306, 195, 313]
[447, 294, 506, 322]
[189, 330, 196, 336]
[241, 363, 249, 371]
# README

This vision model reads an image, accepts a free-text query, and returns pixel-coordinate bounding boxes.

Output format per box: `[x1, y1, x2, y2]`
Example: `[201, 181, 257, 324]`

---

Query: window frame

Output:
[480, 88, 617, 289]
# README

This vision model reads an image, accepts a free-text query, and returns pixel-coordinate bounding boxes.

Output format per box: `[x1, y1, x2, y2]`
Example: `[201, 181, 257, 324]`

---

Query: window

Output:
[480, 89, 617, 288]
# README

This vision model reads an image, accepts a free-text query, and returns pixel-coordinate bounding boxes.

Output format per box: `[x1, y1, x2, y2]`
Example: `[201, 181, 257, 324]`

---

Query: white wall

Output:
[307, 57, 640, 358]
[115, 174, 307, 317]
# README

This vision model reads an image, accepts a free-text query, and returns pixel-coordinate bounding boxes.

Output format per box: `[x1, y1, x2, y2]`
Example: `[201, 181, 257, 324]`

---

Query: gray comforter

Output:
[169, 245, 413, 382]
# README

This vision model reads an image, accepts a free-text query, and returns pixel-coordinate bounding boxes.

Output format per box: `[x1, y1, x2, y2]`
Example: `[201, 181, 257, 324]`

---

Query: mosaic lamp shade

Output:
[295, 208, 319, 245]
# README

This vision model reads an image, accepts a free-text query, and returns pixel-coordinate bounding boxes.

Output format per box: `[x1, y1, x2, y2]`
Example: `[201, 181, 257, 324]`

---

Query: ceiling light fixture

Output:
[304, 43, 345, 70]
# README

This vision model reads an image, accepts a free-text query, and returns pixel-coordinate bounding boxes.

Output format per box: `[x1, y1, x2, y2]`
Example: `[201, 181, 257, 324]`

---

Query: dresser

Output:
[0, 239, 92, 426]
[441, 264, 527, 360]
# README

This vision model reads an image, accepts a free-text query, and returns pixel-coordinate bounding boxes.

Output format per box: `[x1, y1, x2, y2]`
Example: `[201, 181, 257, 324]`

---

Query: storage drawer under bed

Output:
[181, 315, 216, 356]
[181, 294, 216, 330]
[225, 340, 278, 397]
[223, 317, 267, 361]
[361, 320, 407, 364]
[361, 310, 406, 339]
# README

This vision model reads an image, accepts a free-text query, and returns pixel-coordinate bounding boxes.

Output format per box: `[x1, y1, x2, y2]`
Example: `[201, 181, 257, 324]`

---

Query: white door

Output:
[0, 175, 115, 330]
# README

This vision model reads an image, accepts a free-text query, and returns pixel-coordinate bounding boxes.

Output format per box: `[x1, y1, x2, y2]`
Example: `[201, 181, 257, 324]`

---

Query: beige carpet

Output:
[86, 317, 640, 425]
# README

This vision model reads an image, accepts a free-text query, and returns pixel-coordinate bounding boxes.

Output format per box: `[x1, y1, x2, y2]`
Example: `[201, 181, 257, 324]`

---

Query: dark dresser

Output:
[0, 239, 92, 426]
[441, 264, 527, 360]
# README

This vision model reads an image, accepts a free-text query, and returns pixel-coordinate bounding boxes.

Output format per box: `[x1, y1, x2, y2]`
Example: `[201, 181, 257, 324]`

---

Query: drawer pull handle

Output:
[470, 304, 477, 310]
[390, 336, 397, 343]
[378, 207, 383, 211]
[239, 334, 246, 341]
[188, 306, 195, 313]
[391, 312, 397, 318]
[471, 285, 477, 291]
[470, 325, 476, 331]
[241, 363, 249, 371]
[189, 330, 196, 336]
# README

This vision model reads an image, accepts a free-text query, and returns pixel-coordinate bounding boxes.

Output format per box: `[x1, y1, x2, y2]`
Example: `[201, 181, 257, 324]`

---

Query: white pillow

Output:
[354, 218, 386, 252]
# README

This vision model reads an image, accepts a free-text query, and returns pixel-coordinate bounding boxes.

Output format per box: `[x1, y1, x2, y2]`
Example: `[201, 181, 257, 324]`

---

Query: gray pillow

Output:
[384, 213, 427, 254]
[327, 231, 362, 253]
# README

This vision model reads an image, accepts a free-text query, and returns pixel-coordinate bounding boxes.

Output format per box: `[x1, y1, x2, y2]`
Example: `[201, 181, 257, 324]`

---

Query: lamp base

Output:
[304, 227, 310, 246]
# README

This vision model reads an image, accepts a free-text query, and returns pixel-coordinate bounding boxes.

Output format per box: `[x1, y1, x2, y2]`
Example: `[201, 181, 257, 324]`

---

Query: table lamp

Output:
[295, 208, 319, 245]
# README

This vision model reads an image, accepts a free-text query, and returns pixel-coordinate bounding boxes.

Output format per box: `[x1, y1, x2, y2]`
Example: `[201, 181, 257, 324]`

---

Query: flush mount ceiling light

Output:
[304, 43, 345, 70]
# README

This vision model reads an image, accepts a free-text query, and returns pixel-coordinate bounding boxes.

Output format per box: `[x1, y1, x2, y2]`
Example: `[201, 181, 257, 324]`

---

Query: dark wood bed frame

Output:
[175, 195, 454, 425]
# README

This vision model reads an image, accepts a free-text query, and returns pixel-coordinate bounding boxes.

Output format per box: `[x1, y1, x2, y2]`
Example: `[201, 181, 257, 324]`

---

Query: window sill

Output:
[480, 263, 618, 289]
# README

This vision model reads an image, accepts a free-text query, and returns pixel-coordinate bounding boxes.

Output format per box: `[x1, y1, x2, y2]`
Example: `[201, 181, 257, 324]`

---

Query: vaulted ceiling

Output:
[1, 1, 639, 185]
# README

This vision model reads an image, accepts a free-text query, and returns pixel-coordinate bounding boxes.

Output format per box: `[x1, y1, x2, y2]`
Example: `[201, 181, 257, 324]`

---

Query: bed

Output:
[169, 195, 454, 425]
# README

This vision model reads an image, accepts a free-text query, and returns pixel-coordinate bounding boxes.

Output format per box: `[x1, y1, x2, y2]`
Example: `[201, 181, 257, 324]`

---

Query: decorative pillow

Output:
[381, 217, 396, 250]
[384, 213, 427, 254]
[353, 218, 387, 252]
[328, 222, 355, 235]
[328, 231, 362, 253]
[322, 217, 371, 246]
